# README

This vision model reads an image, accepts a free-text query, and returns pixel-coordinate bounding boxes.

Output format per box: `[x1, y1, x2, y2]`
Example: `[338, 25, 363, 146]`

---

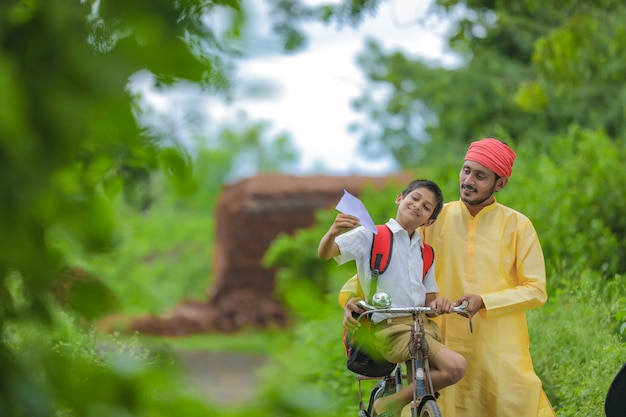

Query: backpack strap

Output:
[370, 225, 393, 275]
[421, 243, 434, 280]
[368, 225, 392, 302]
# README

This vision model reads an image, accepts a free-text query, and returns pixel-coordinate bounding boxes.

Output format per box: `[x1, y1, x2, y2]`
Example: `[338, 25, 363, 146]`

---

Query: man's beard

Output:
[460, 183, 496, 206]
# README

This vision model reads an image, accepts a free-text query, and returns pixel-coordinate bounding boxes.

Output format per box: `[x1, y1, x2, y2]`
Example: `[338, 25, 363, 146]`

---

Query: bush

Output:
[504, 126, 626, 282]
[528, 269, 626, 416]
[2, 306, 215, 417]
[86, 204, 215, 315]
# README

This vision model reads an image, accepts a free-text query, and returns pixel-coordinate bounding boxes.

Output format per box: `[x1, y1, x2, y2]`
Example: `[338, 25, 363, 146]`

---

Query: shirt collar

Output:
[385, 218, 424, 246]
[459, 196, 499, 218]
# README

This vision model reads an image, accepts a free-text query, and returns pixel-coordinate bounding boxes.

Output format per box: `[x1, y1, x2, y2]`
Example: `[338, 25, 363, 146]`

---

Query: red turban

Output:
[464, 138, 516, 178]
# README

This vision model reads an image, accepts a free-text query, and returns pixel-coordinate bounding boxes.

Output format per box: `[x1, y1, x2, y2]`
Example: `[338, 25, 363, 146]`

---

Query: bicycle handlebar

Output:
[355, 299, 473, 332]
[356, 299, 468, 314]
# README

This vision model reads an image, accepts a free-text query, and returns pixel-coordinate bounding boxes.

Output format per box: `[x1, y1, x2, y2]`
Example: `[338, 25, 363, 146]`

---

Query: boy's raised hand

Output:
[318, 214, 360, 259]
[329, 213, 360, 235]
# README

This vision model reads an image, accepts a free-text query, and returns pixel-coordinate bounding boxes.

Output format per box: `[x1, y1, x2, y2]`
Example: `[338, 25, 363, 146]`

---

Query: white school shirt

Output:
[334, 218, 439, 324]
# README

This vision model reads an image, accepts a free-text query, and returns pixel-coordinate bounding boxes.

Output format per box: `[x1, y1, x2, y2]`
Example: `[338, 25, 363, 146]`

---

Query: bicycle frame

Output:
[354, 302, 472, 417]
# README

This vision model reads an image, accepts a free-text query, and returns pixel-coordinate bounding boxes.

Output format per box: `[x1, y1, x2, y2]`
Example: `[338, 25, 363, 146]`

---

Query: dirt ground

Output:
[175, 350, 268, 406]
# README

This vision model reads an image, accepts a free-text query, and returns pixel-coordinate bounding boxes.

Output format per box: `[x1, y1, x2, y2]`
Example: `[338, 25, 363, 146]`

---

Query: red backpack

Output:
[370, 224, 434, 281]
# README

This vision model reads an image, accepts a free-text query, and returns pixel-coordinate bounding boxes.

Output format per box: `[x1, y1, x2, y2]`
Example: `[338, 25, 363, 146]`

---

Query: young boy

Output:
[318, 179, 466, 417]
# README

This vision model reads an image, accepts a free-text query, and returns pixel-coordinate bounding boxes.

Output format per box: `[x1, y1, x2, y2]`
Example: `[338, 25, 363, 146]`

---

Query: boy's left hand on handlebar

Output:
[429, 297, 454, 315]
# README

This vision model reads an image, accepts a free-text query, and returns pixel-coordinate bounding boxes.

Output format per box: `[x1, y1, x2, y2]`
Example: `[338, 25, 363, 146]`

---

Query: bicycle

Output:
[352, 292, 472, 417]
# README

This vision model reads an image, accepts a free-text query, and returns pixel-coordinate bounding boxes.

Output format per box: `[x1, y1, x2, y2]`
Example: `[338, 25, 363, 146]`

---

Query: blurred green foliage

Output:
[83, 201, 215, 315]
[0, 0, 311, 415]
[2, 303, 216, 417]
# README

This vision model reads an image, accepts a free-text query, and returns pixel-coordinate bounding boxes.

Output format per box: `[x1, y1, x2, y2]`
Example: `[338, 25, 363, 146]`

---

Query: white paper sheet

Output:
[335, 189, 378, 234]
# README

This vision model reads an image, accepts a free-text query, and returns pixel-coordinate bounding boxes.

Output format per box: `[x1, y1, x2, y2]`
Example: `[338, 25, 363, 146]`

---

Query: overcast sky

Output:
[216, 0, 457, 175]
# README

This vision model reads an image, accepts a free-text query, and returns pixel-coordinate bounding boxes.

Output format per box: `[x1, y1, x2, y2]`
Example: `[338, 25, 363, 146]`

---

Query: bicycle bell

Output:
[372, 291, 392, 308]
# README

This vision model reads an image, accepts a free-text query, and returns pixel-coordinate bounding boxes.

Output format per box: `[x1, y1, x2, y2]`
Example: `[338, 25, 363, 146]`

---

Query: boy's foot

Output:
[373, 398, 400, 417]
[373, 410, 398, 417]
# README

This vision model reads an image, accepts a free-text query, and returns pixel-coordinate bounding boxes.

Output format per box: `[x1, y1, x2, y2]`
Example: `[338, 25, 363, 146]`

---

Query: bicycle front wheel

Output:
[418, 399, 442, 417]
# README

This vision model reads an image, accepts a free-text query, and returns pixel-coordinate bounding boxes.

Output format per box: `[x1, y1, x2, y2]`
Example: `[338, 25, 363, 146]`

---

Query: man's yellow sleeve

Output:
[338, 274, 362, 307]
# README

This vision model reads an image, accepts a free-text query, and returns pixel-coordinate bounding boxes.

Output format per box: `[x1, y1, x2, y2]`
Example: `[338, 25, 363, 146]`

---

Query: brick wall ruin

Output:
[131, 172, 412, 336]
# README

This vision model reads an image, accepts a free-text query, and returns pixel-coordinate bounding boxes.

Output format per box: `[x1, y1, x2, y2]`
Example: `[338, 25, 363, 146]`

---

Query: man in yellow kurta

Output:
[339, 138, 555, 417]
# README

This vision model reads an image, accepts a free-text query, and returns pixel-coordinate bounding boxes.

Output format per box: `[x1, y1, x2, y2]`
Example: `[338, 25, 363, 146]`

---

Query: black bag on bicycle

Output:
[344, 322, 395, 377]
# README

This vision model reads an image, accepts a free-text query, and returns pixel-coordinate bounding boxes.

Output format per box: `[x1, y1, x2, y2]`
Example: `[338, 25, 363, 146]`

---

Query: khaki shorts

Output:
[373, 316, 444, 364]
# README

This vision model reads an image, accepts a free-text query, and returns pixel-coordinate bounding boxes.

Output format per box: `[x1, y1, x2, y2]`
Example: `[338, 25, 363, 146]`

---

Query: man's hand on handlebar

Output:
[343, 297, 364, 331]
[454, 294, 484, 316]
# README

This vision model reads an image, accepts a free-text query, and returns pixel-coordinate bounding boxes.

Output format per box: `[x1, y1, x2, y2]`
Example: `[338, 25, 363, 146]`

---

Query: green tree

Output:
[350, 0, 626, 165]
[0, 0, 322, 414]
[0, 0, 246, 413]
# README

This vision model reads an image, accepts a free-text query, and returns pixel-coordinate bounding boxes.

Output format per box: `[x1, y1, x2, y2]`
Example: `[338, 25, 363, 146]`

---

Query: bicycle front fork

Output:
[413, 355, 427, 398]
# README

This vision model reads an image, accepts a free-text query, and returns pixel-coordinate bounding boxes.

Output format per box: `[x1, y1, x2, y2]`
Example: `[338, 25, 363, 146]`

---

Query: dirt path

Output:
[175, 350, 268, 406]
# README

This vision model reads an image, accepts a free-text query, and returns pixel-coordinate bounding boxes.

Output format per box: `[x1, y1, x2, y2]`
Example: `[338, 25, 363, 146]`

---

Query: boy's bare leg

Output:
[428, 347, 466, 391]
[373, 383, 415, 415]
